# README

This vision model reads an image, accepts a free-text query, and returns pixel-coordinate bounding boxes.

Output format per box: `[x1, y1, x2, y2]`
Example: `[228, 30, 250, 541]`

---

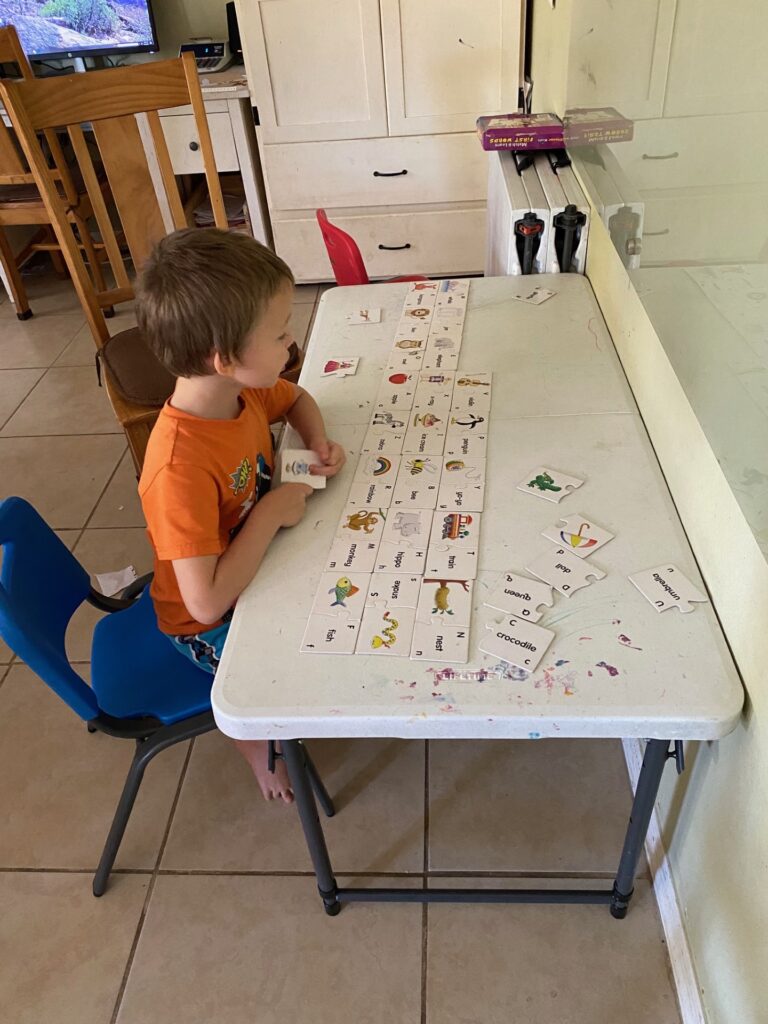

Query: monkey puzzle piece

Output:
[517, 466, 584, 503]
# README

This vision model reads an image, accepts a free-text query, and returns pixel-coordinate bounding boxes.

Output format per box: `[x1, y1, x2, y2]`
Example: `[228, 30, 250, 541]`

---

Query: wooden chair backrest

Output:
[0, 25, 77, 201]
[0, 49, 228, 345]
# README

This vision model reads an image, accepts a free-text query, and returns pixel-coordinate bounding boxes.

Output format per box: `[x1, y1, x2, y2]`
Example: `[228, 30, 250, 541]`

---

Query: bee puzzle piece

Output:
[628, 564, 708, 614]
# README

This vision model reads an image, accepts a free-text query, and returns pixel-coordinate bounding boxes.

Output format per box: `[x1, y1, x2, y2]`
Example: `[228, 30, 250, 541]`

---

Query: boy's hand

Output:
[268, 482, 313, 527]
[308, 437, 346, 479]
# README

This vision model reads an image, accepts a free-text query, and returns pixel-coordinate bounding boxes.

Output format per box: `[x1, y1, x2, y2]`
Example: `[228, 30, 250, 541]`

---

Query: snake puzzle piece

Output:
[280, 449, 326, 489]
[518, 466, 584, 503]
[541, 513, 614, 558]
[483, 571, 554, 622]
[526, 546, 606, 597]
[311, 572, 371, 620]
[480, 614, 555, 671]
[628, 564, 708, 613]
[357, 603, 417, 656]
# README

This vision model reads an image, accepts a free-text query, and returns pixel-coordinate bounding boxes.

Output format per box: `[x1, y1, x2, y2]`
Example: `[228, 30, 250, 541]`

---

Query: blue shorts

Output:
[170, 621, 231, 676]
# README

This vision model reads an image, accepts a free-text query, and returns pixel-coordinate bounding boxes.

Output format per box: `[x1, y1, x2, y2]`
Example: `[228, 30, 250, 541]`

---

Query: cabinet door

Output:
[236, 0, 387, 143]
[381, 0, 523, 136]
[565, 0, 676, 121]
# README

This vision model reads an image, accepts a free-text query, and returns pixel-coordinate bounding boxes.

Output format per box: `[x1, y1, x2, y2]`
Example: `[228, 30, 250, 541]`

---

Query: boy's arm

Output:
[284, 386, 346, 479]
[172, 482, 312, 626]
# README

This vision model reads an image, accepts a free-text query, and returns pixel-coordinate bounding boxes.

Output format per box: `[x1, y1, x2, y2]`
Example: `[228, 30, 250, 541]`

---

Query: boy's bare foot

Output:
[233, 739, 295, 804]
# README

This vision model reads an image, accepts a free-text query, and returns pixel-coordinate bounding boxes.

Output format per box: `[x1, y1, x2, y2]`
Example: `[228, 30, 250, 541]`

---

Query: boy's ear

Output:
[212, 350, 235, 377]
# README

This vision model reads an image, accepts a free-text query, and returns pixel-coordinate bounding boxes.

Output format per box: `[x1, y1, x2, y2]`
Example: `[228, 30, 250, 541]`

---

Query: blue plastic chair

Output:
[0, 497, 333, 896]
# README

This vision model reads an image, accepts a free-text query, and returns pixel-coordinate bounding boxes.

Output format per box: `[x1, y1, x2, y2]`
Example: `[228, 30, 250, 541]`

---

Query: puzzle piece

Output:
[280, 449, 326, 489]
[628, 564, 708, 614]
[518, 467, 584, 503]
[345, 308, 381, 324]
[354, 453, 401, 484]
[403, 290, 436, 310]
[392, 456, 441, 508]
[416, 577, 474, 626]
[367, 573, 422, 609]
[428, 510, 481, 551]
[443, 432, 488, 458]
[357, 603, 417, 656]
[311, 572, 370, 620]
[453, 371, 492, 391]
[446, 410, 488, 434]
[425, 542, 479, 579]
[361, 425, 406, 454]
[483, 571, 554, 622]
[386, 348, 426, 373]
[301, 615, 360, 655]
[402, 427, 447, 457]
[436, 457, 486, 512]
[321, 357, 359, 377]
[480, 614, 555, 672]
[325, 536, 381, 573]
[541, 513, 614, 559]
[369, 409, 409, 432]
[346, 480, 394, 508]
[422, 349, 460, 372]
[410, 621, 470, 663]
[380, 507, 433, 547]
[526, 546, 606, 597]
[449, 391, 491, 415]
[335, 502, 387, 545]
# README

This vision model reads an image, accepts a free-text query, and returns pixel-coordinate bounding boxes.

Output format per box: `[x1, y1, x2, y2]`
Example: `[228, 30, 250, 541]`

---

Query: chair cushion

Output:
[98, 327, 176, 408]
[91, 589, 213, 725]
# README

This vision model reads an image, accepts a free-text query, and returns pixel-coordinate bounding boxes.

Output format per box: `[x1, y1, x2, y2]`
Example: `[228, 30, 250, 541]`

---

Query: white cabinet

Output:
[236, 0, 524, 281]
[237, 0, 387, 143]
[380, 0, 523, 136]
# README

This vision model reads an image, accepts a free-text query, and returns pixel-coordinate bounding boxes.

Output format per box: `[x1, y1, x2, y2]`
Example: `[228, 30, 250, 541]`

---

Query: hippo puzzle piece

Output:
[526, 546, 606, 597]
[311, 572, 371, 621]
[629, 564, 708, 613]
[280, 449, 326, 489]
[416, 577, 474, 626]
[376, 509, 433, 572]
[480, 614, 555, 672]
[484, 571, 554, 622]
[541, 513, 614, 559]
[518, 466, 584, 503]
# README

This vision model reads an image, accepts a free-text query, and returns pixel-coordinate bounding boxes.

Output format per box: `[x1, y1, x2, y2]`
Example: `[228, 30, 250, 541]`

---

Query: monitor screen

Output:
[0, 0, 158, 61]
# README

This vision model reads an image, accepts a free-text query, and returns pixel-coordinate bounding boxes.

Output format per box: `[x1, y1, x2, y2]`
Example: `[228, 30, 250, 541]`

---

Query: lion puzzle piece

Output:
[628, 564, 708, 613]
[517, 466, 584, 503]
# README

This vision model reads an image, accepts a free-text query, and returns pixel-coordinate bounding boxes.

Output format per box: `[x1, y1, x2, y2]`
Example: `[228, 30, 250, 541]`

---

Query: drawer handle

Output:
[373, 169, 408, 177]
[641, 151, 679, 161]
[378, 242, 411, 251]
[189, 141, 200, 152]
[644, 228, 670, 236]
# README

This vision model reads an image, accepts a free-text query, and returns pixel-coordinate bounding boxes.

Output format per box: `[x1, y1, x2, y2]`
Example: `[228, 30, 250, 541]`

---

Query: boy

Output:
[137, 229, 345, 804]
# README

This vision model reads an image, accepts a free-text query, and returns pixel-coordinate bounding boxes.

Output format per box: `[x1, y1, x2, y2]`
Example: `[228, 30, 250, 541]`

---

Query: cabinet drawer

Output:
[161, 113, 239, 175]
[264, 134, 487, 210]
[640, 187, 768, 263]
[612, 112, 768, 192]
[273, 204, 486, 282]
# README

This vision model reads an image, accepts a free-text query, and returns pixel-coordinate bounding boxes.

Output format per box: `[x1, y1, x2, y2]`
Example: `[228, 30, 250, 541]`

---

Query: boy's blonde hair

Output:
[136, 228, 294, 378]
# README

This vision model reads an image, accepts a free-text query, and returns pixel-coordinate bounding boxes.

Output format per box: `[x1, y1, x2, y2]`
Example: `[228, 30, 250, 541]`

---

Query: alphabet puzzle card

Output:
[361, 425, 407, 454]
[526, 546, 605, 597]
[321, 357, 360, 377]
[357, 604, 417, 656]
[311, 571, 371, 620]
[410, 622, 470, 663]
[518, 467, 584, 503]
[325, 536, 381, 574]
[335, 502, 387, 545]
[444, 432, 488, 458]
[416, 577, 474, 626]
[301, 616, 361, 655]
[541, 514, 614, 559]
[280, 449, 326, 489]
[436, 457, 486, 511]
[428, 509, 481, 551]
[628, 564, 708, 613]
[392, 455, 441, 508]
[480, 614, 554, 672]
[380, 507, 433, 549]
[483, 571, 554, 622]
[367, 573, 422, 609]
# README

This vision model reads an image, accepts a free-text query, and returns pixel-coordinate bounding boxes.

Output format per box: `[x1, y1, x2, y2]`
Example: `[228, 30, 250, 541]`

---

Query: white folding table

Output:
[212, 275, 743, 917]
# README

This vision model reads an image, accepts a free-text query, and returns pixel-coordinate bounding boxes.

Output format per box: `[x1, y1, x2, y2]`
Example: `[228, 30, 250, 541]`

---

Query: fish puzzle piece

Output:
[301, 615, 360, 655]
[416, 577, 474, 626]
[479, 614, 555, 672]
[541, 513, 614, 558]
[628, 564, 708, 613]
[310, 572, 370, 620]
[357, 602, 417, 657]
[410, 621, 470, 663]
[483, 571, 554, 622]
[526, 546, 606, 597]
[518, 466, 584, 503]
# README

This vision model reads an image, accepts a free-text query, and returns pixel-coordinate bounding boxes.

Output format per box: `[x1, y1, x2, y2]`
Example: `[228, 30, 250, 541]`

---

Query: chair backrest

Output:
[0, 49, 228, 347]
[0, 497, 98, 721]
[316, 208, 369, 286]
[0, 26, 78, 203]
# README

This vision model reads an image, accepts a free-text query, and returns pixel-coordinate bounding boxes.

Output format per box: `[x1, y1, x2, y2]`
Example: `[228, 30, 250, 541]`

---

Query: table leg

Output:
[282, 739, 342, 916]
[610, 739, 673, 919]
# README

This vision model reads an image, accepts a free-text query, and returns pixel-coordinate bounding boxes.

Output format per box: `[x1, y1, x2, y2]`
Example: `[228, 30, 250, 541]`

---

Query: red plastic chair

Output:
[316, 209, 428, 286]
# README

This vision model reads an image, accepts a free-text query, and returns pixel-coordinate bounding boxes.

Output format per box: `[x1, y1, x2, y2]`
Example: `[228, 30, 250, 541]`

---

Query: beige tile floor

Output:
[0, 271, 682, 1024]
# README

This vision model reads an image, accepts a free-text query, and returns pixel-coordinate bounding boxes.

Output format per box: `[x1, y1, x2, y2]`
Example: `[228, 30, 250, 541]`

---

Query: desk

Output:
[212, 274, 743, 917]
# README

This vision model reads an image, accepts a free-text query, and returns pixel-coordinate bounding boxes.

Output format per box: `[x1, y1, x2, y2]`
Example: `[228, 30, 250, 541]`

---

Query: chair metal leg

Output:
[301, 743, 335, 818]
[92, 711, 215, 896]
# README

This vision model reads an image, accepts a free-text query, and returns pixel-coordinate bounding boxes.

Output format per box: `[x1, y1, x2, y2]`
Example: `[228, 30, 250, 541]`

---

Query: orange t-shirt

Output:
[139, 379, 297, 635]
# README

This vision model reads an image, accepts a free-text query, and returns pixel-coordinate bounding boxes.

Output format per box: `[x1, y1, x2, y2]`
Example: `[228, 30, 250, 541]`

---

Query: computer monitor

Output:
[0, 0, 159, 62]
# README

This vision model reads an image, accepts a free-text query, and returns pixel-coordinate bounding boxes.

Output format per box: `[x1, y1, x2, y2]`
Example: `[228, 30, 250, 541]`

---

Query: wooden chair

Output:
[0, 50, 230, 471]
[0, 26, 109, 319]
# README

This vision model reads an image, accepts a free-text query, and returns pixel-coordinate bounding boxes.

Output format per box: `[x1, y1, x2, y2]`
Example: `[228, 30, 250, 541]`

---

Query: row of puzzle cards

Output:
[301, 280, 489, 662]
